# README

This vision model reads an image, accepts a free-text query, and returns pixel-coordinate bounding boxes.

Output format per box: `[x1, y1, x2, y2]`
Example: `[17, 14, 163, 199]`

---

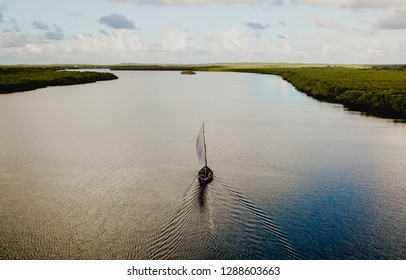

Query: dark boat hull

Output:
[198, 166, 213, 186]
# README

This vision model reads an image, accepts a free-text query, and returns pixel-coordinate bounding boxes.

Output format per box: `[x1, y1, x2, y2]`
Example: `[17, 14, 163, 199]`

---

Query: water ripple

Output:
[148, 174, 302, 259]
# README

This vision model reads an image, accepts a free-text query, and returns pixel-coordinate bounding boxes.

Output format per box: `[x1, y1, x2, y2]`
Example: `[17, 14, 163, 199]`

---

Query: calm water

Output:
[0, 71, 405, 260]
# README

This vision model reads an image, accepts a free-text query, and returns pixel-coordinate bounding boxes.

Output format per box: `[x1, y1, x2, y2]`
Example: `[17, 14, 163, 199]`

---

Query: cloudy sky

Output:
[1, 0, 406, 64]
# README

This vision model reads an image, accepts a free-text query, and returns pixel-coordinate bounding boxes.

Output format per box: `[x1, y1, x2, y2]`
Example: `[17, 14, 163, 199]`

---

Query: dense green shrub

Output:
[224, 66, 406, 118]
[0, 67, 118, 94]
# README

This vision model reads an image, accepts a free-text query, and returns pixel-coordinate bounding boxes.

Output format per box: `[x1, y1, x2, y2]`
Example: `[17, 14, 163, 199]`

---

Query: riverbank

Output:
[0, 66, 118, 94]
[225, 65, 406, 119]
[2, 64, 405, 119]
[112, 63, 406, 119]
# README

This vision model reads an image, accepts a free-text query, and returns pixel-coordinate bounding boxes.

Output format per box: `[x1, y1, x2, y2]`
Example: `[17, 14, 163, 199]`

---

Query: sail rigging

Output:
[196, 123, 213, 186]
[196, 123, 207, 167]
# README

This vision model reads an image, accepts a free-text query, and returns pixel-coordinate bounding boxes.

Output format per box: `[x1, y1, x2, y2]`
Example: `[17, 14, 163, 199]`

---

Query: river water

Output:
[0, 71, 405, 259]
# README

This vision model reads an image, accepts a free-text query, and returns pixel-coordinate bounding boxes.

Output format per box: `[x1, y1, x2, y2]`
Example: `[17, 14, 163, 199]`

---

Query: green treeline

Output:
[228, 66, 406, 119]
[2, 64, 405, 119]
[0, 67, 118, 94]
[110, 64, 220, 71]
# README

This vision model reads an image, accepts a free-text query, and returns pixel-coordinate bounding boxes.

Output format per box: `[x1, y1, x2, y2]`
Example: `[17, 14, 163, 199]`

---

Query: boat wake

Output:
[148, 174, 302, 260]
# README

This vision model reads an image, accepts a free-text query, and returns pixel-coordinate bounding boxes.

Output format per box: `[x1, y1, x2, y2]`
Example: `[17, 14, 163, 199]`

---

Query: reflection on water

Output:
[0, 71, 405, 259]
[148, 175, 301, 260]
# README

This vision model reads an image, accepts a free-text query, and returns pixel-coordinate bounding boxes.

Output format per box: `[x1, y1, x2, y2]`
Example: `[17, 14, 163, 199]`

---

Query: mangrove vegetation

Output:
[2, 64, 405, 119]
[227, 65, 406, 119]
[0, 66, 118, 94]
[180, 70, 196, 75]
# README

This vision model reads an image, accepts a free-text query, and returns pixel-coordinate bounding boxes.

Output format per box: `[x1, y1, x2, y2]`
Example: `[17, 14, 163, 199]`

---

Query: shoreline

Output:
[225, 66, 406, 120]
[110, 63, 406, 120]
[0, 67, 118, 94]
[2, 64, 405, 120]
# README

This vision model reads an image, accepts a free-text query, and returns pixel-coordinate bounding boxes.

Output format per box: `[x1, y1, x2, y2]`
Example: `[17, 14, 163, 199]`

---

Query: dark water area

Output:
[148, 175, 300, 260]
[0, 71, 405, 259]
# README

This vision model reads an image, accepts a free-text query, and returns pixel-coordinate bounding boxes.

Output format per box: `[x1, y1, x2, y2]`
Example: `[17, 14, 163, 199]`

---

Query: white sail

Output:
[196, 124, 206, 166]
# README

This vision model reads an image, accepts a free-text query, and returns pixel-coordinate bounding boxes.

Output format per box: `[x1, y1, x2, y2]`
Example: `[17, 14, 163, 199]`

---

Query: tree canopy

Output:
[0, 67, 118, 94]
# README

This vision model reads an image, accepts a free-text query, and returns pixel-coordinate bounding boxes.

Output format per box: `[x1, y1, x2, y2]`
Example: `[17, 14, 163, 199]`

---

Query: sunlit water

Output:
[0, 71, 405, 259]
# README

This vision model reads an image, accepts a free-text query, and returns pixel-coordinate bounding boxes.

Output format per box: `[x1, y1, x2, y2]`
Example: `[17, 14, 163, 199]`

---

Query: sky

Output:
[1, 0, 406, 64]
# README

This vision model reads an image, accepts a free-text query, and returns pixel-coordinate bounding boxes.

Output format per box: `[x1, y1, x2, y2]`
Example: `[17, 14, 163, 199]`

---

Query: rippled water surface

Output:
[1, 71, 405, 259]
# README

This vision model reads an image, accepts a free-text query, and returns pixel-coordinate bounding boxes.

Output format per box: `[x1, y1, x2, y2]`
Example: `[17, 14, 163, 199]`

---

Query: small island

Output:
[111, 63, 406, 119]
[0, 66, 118, 94]
[180, 70, 196, 75]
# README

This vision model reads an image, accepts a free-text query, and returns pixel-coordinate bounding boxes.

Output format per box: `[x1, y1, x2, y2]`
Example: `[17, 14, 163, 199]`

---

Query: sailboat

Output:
[196, 123, 213, 186]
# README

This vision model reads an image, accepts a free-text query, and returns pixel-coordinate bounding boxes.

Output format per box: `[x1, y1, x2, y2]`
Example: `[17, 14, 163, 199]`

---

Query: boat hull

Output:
[198, 166, 213, 186]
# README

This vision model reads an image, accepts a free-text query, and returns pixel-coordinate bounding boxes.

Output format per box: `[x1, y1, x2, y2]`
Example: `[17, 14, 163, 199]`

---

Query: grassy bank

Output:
[112, 63, 406, 119]
[0, 66, 118, 94]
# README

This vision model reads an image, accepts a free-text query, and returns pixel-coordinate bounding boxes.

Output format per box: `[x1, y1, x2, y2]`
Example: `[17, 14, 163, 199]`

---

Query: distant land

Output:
[1, 63, 405, 119]
[110, 63, 406, 119]
[0, 66, 118, 94]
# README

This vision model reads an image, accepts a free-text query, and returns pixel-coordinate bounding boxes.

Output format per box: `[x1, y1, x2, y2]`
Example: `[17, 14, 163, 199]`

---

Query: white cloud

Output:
[309, 14, 378, 36]
[400, 40, 406, 53]
[1, 29, 140, 62]
[353, 6, 406, 30]
[268, 34, 391, 64]
[159, 26, 193, 51]
[202, 28, 270, 61]
[69, 27, 270, 62]
[376, 8, 406, 30]
[366, 39, 383, 55]
[353, 27, 378, 37]
[0, 31, 73, 59]
[292, 0, 406, 9]
[1, 0, 404, 65]
[75, 30, 144, 54]
[310, 15, 351, 32]
[0, 31, 27, 48]
[0, 25, 392, 64]
[109, 0, 274, 5]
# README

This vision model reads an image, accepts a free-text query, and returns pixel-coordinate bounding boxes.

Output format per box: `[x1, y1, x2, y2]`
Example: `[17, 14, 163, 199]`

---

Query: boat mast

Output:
[203, 122, 207, 168]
